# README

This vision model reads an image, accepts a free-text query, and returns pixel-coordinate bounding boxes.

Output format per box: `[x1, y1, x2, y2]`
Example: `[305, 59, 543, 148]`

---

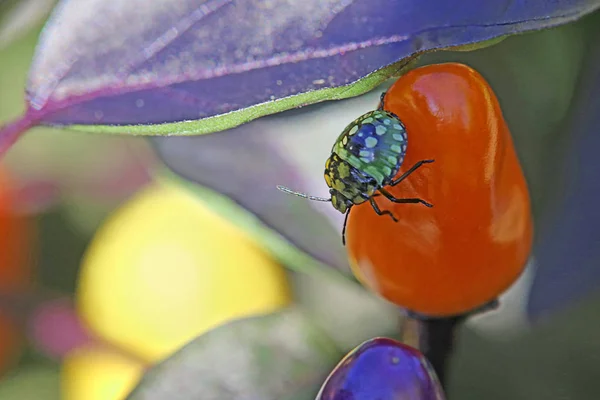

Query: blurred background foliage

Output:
[0, 2, 600, 399]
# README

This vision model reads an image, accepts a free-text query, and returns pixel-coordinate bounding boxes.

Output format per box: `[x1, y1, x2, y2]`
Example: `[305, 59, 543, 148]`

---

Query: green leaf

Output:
[0, 365, 60, 400]
[157, 172, 351, 282]
[293, 272, 401, 351]
[0, 0, 55, 49]
[126, 307, 342, 400]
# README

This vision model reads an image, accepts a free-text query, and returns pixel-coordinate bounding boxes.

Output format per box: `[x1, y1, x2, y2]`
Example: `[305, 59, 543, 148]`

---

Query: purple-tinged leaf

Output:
[155, 16, 595, 277]
[527, 17, 600, 320]
[1, 25, 156, 222]
[154, 89, 385, 272]
[316, 337, 446, 400]
[155, 125, 347, 271]
[126, 307, 342, 400]
[27, 298, 92, 359]
[2, 0, 600, 156]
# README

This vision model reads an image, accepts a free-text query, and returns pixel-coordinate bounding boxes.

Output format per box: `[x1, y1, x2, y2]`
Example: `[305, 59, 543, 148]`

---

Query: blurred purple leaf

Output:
[527, 18, 600, 320]
[154, 125, 348, 271]
[153, 91, 386, 271]
[316, 337, 446, 400]
[2, 0, 600, 155]
[27, 298, 92, 359]
[10, 179, 60, 215]
[126, 307, 341, 400]
[155, 14, 598, 276]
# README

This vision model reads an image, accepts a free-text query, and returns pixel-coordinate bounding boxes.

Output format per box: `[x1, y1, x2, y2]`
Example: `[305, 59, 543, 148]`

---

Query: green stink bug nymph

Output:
[278, 93, 434, 245]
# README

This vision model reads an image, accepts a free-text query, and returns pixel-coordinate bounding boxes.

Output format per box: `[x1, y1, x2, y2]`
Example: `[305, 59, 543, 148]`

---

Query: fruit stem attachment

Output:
[400, 300, 499, 388]
[416, 315, 465, 387]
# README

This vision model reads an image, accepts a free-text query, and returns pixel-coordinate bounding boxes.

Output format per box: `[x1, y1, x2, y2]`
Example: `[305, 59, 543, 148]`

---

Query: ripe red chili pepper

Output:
[346, 63, 533, 317]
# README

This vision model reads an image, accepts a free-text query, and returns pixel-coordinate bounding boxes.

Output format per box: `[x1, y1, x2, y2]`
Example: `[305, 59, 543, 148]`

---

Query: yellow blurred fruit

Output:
[77, 182, 292, 362]
[61, 347, 144, 400]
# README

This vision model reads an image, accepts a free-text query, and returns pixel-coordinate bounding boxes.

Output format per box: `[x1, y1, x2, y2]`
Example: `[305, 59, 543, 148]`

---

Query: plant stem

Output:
[400, 300, 499, 389]
[417, 315, 465, 387]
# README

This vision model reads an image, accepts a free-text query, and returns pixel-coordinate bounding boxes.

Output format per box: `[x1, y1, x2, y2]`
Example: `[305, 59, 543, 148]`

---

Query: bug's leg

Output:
[390, 159, 435, 186]
[377, 91, 387, 110]
[378, 187, 433, 208]
[342, 208, 351, 246]
[369, 197, 398, 222]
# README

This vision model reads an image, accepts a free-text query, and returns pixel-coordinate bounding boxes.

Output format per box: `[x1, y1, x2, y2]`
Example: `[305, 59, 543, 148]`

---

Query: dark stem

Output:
[401, 299, 499, 389]
[417, 315, 465, 387]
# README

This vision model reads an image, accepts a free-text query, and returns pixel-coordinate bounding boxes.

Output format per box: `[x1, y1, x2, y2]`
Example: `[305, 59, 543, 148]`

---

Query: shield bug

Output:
[278, 93, 434, 245]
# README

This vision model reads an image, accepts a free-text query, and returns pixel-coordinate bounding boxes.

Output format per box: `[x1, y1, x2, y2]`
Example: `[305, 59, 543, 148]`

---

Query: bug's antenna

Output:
[277, 185, 331, 202]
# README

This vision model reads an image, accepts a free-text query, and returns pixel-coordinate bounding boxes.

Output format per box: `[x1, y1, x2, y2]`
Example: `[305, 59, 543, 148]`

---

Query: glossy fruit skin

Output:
[316, 337, 445, 400]
[347, 63, 533, 317]
[325, 110, 408, 214]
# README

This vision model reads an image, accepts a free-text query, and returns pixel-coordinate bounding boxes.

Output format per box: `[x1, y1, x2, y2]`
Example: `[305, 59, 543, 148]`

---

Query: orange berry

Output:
[346, 63, 533, 317]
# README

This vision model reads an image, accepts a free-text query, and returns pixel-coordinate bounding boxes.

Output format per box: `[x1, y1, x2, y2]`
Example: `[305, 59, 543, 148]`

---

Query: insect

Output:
[277, 92, 434, 245]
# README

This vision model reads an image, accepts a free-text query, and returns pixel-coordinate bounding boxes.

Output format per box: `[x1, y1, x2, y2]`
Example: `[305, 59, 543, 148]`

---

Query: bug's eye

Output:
[330, 192, 339, 206]
[330, 191, 342, 209]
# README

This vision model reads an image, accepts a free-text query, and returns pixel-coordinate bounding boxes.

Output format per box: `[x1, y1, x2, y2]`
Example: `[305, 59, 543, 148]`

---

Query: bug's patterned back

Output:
[325, 153, 378, 212]
[332, 110, 408, 186]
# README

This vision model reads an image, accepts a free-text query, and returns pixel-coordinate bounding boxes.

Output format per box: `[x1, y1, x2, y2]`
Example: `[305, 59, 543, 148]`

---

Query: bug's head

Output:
[329, 189, 352, 214]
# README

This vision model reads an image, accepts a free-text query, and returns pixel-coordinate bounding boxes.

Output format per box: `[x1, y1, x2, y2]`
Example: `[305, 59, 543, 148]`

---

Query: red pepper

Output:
[346, 63, 533, 317]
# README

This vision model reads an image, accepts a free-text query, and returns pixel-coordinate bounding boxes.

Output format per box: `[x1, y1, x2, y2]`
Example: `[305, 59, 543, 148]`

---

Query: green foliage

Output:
[0, 365, 60, 400]
[126, 307, 343, 400]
